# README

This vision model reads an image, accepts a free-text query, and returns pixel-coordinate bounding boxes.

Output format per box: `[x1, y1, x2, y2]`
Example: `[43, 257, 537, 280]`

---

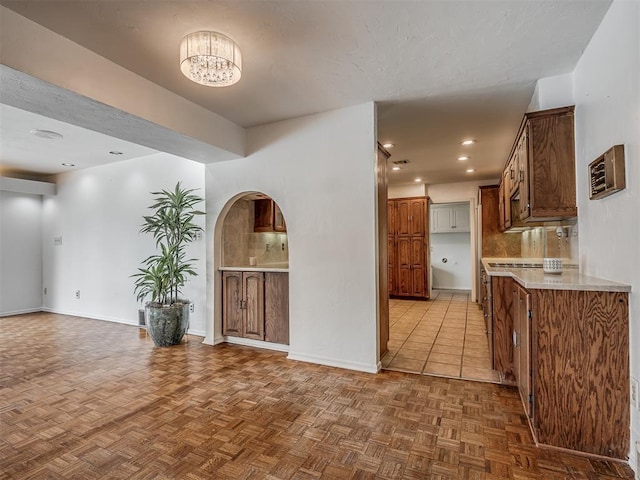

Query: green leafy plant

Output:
[132, 182, 204, 305]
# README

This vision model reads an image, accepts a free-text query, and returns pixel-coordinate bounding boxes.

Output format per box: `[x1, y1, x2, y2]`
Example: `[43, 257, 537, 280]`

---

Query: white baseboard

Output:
[287, 351, 379, 374]
[41, 307, 138, 326]
[224, 336, 289, 352]
[0, 307, 43, 317]
[40, 308, 205, 338]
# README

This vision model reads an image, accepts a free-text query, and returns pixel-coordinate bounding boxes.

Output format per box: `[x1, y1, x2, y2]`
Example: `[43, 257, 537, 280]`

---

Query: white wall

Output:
[430, 231, 472, 290]
[0, 191, 43, 315]
[571, 0, 640, 468]
[205, 103, 380, 373]
[426, 179, 498, 203]
[425, 179, 498, 301]
[527, 73, 574, 112]
[41, 153, 208, 335]
[388, 183, 426, 198]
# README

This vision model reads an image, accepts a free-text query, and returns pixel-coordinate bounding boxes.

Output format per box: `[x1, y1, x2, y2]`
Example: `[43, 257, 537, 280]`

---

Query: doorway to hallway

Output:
[381, 291, 500, 383]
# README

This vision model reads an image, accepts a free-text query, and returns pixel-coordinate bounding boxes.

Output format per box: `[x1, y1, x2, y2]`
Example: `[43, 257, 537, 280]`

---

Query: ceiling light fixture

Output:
[461, 139, 476, 146]
[180, 31, 242, 87]
[414, 178, 422, 182]
[383, 143, 394, 149]
[31, 129, 63, 140]
[61, 163, 75, 167]
[392, 166, 401, 171]
[466, 168, 475, 173]
[458, 156, 469, 161]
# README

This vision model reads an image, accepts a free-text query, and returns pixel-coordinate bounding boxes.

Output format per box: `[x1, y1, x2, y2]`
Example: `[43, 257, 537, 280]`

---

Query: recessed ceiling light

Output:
[466, 168, 475, 173]
[31, 129, 63, 140]
[382, 143, 394, 149]
[461, 139, 476, 145]
[61, 163, 75, 167]
[109, 151, 124, 155]
[392, 166, 401, 171]
[414, 178, 422, 182]
[458, 156, 469, 161]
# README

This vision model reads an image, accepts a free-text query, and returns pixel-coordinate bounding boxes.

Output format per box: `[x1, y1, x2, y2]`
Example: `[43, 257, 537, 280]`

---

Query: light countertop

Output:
[219, 264, 289, 273]
[482, 258, 630, 292]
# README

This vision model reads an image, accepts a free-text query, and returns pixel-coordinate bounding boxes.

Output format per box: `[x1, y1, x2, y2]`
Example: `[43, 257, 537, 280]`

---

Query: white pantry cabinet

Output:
[430, 203, 470, 233]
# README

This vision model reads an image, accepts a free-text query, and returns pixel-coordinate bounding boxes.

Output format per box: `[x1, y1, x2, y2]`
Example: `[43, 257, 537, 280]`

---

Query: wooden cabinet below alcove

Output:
[222, 270, 289, 345]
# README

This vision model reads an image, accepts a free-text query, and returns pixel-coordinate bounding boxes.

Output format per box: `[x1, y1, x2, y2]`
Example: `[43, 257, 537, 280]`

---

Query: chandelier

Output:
[179, 31, 242, 87]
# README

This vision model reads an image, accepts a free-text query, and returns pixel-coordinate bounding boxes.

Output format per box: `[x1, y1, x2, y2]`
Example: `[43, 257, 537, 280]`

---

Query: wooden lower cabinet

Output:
[513, 283, 532, 418]
[264, 272, 289, 344]
[491, 279, 629, 459]
[491, 276, 515, 375]
[222, 271, 289, 345]
[530, 289, 629, 459]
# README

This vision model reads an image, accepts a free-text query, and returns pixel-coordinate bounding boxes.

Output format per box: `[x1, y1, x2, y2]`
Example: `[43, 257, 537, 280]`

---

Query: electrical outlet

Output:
[631, 377, 639, 410]
[266, 243, 271, 252]
[75, 290, 80, 299]
[44, 287, 47, 295]
[189, 302, 194, 313]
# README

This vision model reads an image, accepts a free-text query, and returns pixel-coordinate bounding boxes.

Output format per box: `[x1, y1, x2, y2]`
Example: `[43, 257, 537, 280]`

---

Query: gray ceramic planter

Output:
[145, 302, 189, 347]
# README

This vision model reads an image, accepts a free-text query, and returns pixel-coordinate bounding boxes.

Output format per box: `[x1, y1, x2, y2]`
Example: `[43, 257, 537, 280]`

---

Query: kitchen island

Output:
[481, 257, 630, 460]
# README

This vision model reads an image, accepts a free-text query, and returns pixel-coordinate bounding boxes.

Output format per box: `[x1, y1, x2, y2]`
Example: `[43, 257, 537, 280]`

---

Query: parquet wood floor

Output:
[1, 313, 634, 479]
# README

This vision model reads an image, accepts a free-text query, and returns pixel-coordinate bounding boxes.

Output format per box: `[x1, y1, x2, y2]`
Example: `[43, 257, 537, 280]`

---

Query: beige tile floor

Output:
[382, 289, 501, 383]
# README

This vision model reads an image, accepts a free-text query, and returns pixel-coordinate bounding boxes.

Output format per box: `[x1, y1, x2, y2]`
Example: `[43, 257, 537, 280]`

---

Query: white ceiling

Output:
[0, 0, 611, 184]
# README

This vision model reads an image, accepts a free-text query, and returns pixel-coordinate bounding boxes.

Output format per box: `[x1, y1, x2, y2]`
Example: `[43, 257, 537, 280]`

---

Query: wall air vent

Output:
[392, 159, 410, 165]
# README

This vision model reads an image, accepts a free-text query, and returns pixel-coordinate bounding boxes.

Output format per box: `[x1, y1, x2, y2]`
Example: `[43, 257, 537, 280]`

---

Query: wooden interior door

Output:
[222, 271, 243, 336]
[243, 272, 265, 340]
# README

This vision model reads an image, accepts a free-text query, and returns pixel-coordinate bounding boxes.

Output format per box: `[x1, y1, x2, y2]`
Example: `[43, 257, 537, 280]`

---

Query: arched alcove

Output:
[212, 192, 290, 351]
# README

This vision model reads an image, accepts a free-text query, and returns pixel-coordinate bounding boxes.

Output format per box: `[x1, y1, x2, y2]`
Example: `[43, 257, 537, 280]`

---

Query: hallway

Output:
[382, 290, 501, 383]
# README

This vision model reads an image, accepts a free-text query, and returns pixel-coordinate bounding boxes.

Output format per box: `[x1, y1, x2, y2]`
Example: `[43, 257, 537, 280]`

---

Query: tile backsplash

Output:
[222, 198, 289, 266]
[520, 222, 578, 262]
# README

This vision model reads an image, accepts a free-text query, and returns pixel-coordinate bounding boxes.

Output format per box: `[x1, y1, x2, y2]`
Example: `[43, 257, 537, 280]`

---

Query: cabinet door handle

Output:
[519, 171, 524, 182]
[512, 330, 519, 347]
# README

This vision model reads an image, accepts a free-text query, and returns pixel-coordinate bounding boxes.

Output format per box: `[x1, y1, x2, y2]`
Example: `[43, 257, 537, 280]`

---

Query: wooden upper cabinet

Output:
[396, 198, 425, 236]
[409, 199, 426, 235]
[254, 199, 286, 232]
[387, 200, 396, 235]
[501, 169, 512, 231]
[513, 106, 577, 222]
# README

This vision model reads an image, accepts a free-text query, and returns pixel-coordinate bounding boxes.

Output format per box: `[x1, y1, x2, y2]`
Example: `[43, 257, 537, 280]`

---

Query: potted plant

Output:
[132, 182, 204, 346]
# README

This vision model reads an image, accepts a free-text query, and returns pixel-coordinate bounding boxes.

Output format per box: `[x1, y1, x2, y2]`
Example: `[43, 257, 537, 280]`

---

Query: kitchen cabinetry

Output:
[479, 186, 521, 258]
[388, 197, 428, 298]
[529, 288, 628, 458]
[489, 270, 629, 459]
[491, 276, 515, 375]
[506, 106, 577, 222]
[479, 267, 493, 363]
[264, 272, 289, 344]
[222, 270, 289, 344]
[222, 271, 265, 340]
[254, 199, 286, 232]
[513, 283, 532, 418]
[430, 203, 470, 233]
